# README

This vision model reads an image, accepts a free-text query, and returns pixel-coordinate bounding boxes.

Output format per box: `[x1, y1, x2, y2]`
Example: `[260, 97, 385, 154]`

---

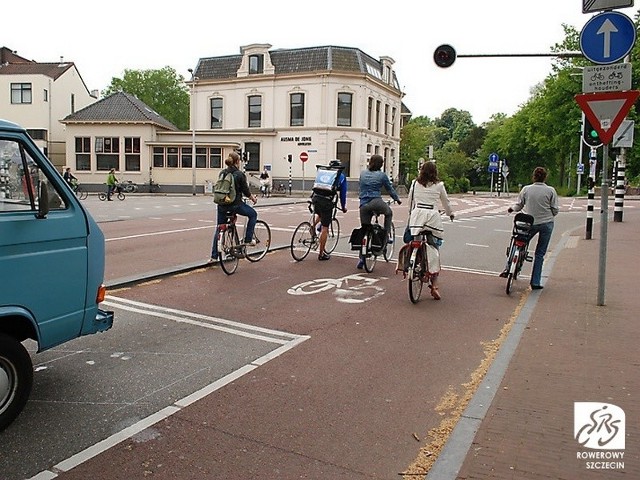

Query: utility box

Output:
[204, 179, 213, 194]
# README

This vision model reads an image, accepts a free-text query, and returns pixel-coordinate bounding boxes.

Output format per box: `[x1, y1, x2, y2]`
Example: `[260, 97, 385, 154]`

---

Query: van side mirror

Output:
[36, 181, 49, 219]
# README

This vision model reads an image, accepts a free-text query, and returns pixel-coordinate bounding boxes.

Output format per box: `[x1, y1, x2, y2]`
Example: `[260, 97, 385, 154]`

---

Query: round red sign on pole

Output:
[299, 152, 308, 162]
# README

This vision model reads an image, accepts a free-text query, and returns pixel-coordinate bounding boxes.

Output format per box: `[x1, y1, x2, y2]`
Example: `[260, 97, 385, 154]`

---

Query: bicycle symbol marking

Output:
[287, 273, 386, 303]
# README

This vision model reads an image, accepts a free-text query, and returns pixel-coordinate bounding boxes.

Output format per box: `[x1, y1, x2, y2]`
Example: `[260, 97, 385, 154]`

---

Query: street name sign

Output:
[583, 0, 634, 13]
[580, 11, 636, 64]
[583, 63, 631, 92]
[575, 90, 640, 144]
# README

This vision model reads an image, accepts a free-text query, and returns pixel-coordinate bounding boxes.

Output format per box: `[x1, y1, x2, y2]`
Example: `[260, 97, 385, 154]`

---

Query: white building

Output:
[0, 47, 97, 169]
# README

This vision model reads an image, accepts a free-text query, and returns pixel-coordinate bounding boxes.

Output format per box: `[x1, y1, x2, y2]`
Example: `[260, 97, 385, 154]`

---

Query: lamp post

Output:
[188, 69, 198, 195]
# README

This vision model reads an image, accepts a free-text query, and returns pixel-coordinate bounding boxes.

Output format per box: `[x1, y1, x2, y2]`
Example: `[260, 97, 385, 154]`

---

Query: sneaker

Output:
[243, 239, 257, 246]
[499, 270, 509, 278]
[387, 237, 394, 245]
[356, 259, 364, 269]
[531, 284, 544, 290]
[318, 252, 331, 261]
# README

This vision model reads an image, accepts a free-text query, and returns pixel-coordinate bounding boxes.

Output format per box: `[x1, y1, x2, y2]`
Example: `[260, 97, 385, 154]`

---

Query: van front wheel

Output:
[0, 333, 33, 431]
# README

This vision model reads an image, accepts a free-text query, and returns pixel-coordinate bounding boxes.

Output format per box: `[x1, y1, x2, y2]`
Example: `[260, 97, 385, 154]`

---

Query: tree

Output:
[103, 67, 189, 130]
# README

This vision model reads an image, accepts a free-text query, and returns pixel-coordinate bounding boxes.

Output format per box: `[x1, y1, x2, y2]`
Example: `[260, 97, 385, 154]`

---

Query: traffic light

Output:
[433, 44, 456, 68]
[242, 151, 248, 161]
[583, 118, 602, 147]
[287, 154, 292, 163]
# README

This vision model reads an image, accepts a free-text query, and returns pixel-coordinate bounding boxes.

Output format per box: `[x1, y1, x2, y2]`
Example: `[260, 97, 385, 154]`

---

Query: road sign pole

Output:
[490, 172, 494, 195]
[586, 148, 597, 240]
[597, 144, 610, 306]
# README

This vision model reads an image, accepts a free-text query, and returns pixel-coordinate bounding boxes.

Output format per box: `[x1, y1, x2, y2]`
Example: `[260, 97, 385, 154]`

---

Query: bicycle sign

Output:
[583, 64, 631, 93]
[287, 273, 386, 304]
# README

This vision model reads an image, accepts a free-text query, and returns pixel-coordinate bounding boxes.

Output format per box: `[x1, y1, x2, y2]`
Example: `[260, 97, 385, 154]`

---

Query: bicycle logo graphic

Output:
[574, 402, 625, 450]
[287, 273, 386, 304]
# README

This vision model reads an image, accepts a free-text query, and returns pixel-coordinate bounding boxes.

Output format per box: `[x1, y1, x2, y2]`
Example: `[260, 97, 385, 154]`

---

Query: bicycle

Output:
[357, 199, 397, 273]
[405, 230, 437, 303]
[502, 212, 534, 295]
[98, 184, 125, 201]
[216, 207, 272, 275]
[290, 199, 340, 261]
[120, 180, 138, 193]
[69, 179, 87, 200]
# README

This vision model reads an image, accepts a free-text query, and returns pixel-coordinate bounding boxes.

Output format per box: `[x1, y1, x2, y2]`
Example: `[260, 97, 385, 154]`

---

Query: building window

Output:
[44, 89, 48, 102]
[153, 147, 165, 167]
[195, 147, 206, 168]
[11, 83, 32, 104]
[209, 147, 222, 168]
[26, 129, 47, 141]
[248, 95, 262, 128]
[249, 54, 264, 74]
[210, 98, 223, 129]
[367, 97, 373, 130]
[337, 93, 352, 127]
[375, 100, 381, 132]
[95, 137, 119, 153]
[244, 142, 260, 172]
[167, 147, 179, 168]
[391, 107, 397, 136]
[96, 155, 119, 171]
[75, 137, 91, 171]
[336, 141, 351, 176]
[384, 104, 390, 135]
[71, 93, 75, 113]
[124, 137, 140, 171]
[181, 147, 192, 168]
[290, 93, 305, 127]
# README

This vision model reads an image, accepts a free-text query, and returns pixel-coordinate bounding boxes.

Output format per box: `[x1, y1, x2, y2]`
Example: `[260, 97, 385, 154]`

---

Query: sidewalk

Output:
[429, 210, 640, 479]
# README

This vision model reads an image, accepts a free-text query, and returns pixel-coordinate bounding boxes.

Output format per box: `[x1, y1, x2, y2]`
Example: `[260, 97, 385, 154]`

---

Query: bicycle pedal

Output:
[526, 255, 533, 261]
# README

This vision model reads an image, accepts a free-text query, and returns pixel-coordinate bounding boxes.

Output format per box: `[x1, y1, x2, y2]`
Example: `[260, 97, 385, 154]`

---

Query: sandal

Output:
[430, 285, 441, 300]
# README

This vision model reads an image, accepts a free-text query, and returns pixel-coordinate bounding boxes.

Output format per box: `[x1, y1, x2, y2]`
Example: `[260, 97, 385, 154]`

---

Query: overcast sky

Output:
[6, 1, 638, 124]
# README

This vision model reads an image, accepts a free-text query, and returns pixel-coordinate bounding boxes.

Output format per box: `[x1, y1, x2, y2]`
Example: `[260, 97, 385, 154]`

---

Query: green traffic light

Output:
[590, 130, 598, 139]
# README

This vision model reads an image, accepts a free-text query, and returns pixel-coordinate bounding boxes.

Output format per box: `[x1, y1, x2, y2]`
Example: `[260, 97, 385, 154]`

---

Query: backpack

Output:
[312, 166, 342, 197]
[213, 169, 237, 205]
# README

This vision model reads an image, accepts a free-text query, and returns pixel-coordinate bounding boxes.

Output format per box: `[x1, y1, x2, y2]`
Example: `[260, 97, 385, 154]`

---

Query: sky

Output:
[5, 1, 638, 125]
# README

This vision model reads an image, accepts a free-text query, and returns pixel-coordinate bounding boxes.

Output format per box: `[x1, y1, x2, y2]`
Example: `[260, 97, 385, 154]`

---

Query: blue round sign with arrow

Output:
[580, 11, 636, 65]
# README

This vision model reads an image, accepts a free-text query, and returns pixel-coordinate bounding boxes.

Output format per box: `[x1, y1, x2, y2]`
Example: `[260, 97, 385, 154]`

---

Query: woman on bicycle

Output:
[356, 154, 401, 269]
[210, 152, 258, 261]
[407, 161, 454, 300]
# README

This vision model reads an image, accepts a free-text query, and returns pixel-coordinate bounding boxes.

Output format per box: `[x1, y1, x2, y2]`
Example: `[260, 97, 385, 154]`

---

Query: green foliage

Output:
[103, 66, 190, 130]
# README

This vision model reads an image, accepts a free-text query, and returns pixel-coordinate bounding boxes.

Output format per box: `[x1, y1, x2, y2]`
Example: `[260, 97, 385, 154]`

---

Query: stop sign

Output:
[299, 152, 308, 162]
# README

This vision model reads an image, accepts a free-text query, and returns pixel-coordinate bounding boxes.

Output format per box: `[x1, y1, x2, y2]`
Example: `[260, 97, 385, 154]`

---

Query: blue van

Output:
[0, 119, 114, 430]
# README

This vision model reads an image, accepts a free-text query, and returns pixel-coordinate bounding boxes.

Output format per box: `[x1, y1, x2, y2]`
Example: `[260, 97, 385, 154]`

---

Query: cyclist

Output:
[356, 154, 401, 269]
[106, 168, 118, 201]
[210, 151, 258, 262]
[500, 166, 558, 290]
[63, 167, 77, 188]
[407, 161, 454, 300]
[311, 159, 348, 261]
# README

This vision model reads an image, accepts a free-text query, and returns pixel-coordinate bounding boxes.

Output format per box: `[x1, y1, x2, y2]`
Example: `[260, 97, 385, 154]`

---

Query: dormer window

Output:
[249, 54, 264, 74]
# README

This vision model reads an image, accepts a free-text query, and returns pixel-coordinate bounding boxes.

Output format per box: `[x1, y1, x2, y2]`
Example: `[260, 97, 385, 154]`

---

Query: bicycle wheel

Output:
[290, 221, 314, 261]
[408, 246, 425, 304]
[75, 186, 88, 200]
[98, 192, 107, 201]
[246, 220, 271, 262]
[219, 227, 239, 275]
[325, 218, 340, 253]
[363, 231, 377, 273]
[506, 247, 518, 295]
[117, 192, 126, 201]
[384, 222, 396, 261]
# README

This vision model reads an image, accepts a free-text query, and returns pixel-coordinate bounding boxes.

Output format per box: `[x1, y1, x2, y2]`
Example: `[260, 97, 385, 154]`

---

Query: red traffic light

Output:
[434, 44, 456, 68]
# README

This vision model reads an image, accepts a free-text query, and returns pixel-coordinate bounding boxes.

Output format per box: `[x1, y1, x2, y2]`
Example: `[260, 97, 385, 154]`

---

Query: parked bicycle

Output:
[290, 199, 340, 261]
[217, 208, 271, 275]
[502, 212, 534, 295]
[98, 184, 125, 201]
[356, 199, 397, 273]
[120, 180, 138, 193]
[69, 179, 87, 200]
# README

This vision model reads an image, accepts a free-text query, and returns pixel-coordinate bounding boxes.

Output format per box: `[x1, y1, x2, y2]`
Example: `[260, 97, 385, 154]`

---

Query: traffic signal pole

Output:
[586, 148, 597, 240]
[597, 144, 610, 306]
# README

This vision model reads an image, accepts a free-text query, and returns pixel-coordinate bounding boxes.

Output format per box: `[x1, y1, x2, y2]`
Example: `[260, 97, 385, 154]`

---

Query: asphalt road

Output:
[0, 193, 592, 479]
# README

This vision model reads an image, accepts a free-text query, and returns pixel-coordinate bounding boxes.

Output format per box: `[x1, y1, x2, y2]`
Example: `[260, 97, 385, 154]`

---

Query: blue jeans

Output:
[528, 221, 554, 286]
[211, 202, 257, 258]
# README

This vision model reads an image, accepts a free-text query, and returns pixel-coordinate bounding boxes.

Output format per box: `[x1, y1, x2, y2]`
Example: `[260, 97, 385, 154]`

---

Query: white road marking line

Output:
[466, 243, 489, 248]
[105, 226, 212, 242]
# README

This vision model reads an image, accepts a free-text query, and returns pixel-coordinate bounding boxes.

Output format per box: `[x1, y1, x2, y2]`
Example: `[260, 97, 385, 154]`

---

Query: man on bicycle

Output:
[63, 167, 77, 188]
[210, 151, 258, 261]
[311, 160, 347, 261]
[356, 154, 401, 269]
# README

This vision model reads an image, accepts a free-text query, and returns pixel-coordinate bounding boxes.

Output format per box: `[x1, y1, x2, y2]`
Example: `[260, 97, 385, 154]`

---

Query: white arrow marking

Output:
[597, 18, 618, 58]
